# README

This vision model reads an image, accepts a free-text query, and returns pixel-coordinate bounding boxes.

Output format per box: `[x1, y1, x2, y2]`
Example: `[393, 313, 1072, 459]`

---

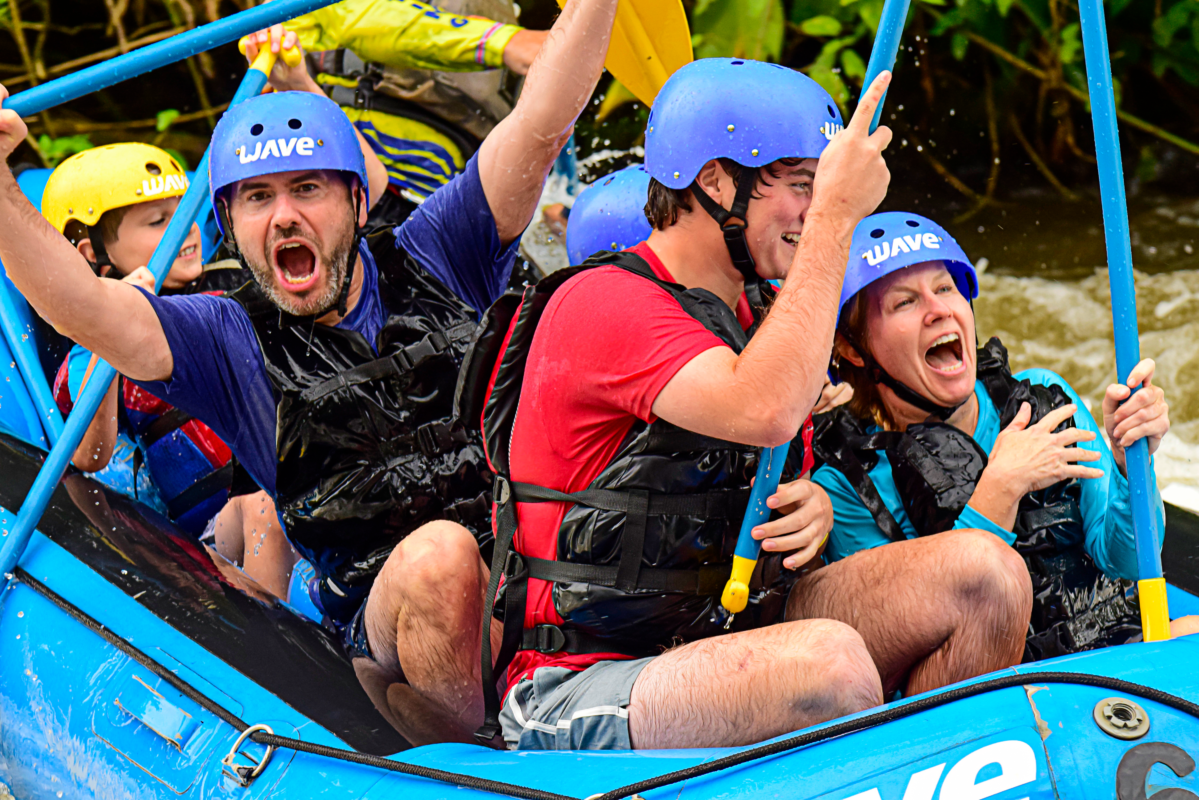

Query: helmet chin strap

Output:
[688, 171, 759, 282]
[838, 329, 967, 422]
[86, 226, 114, 275]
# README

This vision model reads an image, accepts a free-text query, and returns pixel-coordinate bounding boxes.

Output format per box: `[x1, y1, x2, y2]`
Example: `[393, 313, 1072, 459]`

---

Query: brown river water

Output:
[523, 171, 1199, 505]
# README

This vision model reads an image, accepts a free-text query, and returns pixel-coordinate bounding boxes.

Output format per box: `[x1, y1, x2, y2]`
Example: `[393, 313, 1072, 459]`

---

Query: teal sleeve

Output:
[954, 503, 1016, 544]
[66, 344, 96, 403]
[812, 462, 906, 562]
[1015, 369, 1163, 579]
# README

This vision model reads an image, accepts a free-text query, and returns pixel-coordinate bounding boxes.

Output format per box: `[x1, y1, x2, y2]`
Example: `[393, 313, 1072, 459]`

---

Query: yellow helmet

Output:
[41, 143, 190, 235]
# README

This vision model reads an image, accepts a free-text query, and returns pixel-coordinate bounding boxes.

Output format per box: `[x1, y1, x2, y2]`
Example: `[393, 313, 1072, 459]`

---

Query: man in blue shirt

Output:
[0, 0, 621, 746]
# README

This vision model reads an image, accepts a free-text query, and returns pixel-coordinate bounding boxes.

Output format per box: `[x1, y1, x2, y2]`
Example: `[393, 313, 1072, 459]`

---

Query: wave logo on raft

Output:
[142, 174, 188, 197]
[841, 740, 1037, 800]
[237, 137, 317, 165]
[863, 233, 943, 266]
[821, 122, 844, 140]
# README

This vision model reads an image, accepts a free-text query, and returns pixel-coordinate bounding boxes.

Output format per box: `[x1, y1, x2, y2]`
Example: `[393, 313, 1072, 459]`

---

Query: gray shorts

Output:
[499, 657, 653, 750]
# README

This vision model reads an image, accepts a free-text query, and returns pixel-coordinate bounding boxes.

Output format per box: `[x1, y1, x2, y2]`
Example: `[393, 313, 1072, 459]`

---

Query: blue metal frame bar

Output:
[1076, 0, 1163, 584]
[6, 0, 336, 118]
[0, 29, 291, 578]
[0, 278, 61, 446]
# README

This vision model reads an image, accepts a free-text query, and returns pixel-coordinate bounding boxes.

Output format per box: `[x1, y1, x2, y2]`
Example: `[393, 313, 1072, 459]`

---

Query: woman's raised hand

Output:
[1102, 358, 1170, 474]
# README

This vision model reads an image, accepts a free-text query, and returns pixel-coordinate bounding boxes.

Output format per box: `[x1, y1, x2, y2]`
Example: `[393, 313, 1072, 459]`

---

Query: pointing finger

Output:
[848, 71, 892, 136]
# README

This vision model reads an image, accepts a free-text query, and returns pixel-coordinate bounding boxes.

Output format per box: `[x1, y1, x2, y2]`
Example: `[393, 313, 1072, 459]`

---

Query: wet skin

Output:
[226, 168, 366, 320]
[855, 260, 979, 416]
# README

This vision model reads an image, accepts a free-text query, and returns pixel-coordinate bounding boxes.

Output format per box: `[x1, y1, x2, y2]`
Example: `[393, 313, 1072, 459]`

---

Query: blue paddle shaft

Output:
[0, 280, 62, 446]
[0, 67, 271, 579]
[5, 0, 336, 117]
[861, 0, 913, 134]
[729, 0, 913, 566]
[734, 443, 790, 561]
[1077, 0, 1163, 582]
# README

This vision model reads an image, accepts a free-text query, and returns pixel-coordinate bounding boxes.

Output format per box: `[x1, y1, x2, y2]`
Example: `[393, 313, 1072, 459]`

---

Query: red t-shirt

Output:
[504, 243, 754, 687]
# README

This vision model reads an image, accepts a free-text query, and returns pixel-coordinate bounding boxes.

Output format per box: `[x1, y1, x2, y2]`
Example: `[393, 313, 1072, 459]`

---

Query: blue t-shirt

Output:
[812, 369, 1164, 580]
[132, 153, 518, 495]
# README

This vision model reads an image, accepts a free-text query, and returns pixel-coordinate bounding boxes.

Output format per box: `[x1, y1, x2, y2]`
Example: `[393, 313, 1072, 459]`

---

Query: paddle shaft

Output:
[0, 277, 62, 447]
[0, 50, 282, 580]
[1076, 0, 1169, 639]
[862, 0, 913, 133]
[5, 0, 336, 118]
[719, 0, 914, 614]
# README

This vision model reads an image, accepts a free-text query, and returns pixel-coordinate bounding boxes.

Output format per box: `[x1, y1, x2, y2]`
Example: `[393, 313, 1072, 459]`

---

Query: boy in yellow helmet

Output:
[42, 144, 253, 549]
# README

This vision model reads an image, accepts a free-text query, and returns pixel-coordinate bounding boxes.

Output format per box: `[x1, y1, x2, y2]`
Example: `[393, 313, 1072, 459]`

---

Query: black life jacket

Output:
[228, 227, 493, 625]
[457, 251, 808, 739]
[813, 337, 1140, 661]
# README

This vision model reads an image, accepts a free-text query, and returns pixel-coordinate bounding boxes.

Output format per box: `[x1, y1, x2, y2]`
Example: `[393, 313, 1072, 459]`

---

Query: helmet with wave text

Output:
[208, 91, 367, 235]
[566, 165, 653, 264]
[839, 212, 977, 328]
[835, 211, 979, 420]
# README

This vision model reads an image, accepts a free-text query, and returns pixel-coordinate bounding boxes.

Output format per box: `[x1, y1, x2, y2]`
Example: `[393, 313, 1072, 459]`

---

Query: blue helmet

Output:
[643, 59, 842, 280]
[839, 212, 978, 327]
[644, 58, 843, 190]
[833, 212, 979, 419]
[566, 165, 653, 264]
[208, 91, 368, 234]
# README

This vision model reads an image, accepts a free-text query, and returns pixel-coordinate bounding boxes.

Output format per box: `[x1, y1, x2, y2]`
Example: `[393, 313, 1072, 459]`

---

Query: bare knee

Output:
[943, 530, 1032, 621]
[388, 521, 482, 597]
[789, 620, 883, 719]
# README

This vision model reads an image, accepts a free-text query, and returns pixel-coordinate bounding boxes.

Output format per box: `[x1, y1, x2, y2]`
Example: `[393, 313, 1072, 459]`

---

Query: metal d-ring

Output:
[221, 723, 277, 787]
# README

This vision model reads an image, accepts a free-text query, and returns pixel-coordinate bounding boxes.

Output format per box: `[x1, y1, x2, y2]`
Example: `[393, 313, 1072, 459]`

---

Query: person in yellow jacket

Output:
[285, 0, 547, 226]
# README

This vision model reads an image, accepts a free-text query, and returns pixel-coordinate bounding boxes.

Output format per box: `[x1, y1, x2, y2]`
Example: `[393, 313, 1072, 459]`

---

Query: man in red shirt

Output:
[474, 59, 1033, 750]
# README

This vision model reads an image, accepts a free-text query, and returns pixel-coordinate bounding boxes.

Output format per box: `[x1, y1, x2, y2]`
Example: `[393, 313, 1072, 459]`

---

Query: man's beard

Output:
[243, 220, 355, 317]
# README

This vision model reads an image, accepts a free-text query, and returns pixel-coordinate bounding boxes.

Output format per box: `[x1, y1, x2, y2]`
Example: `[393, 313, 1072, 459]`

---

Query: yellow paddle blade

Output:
[557, 0, 693, 105]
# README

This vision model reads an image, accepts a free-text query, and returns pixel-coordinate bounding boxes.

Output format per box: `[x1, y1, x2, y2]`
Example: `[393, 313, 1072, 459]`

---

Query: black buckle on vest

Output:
[394, 331, 449, 372]
[524, 624, 567, 654]
[444, 492, 490, 525]
[415, 419, 467, 457]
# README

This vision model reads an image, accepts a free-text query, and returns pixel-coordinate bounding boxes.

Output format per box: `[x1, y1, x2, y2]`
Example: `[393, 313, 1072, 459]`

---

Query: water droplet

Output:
[121, 569, 128, 575]
[17, 611, 23, 618]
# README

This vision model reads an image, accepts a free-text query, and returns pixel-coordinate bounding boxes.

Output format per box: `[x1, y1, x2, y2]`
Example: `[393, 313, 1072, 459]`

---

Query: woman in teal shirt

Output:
[809, 211, 1183, 660]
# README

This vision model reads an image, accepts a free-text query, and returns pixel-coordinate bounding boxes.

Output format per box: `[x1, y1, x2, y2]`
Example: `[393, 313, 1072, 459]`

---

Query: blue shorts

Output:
[498, 657, 653, 750]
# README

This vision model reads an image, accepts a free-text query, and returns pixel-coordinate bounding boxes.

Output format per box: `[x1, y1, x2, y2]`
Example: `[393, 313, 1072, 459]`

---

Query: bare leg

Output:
[237, 491, 297, 600]
[209, 494, 245, 564]
[786, 529, 1032, 697]
[362, 521, 502, 746]
[1171, 616, 1199, 638]
[627, 619, 882, 749]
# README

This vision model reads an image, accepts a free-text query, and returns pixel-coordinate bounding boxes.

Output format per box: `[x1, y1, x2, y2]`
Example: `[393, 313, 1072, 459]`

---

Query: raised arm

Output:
[651, 74, 894, 447]
[478, 0, 618, 245]
[0, 85, 173, 382]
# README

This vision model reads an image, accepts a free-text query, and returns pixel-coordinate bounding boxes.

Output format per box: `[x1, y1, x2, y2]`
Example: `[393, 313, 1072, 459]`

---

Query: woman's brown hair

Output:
[834, 289, 897, 430]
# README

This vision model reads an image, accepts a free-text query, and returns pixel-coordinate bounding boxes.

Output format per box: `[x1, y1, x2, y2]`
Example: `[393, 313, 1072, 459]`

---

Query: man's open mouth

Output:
[924, 332, 965, 375]
[782, 232, 801, 246]
[273, 240, 320, 292]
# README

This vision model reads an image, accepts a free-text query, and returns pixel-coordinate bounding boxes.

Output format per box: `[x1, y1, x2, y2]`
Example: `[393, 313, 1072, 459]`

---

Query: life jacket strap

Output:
[525, 556, 729, 595]
[165, 462, 234, 520]
[138, 406, 193, 448]
[300, 323, 475, 403]
[508, 481, 750, 520]
[521, 624, 659, 657]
